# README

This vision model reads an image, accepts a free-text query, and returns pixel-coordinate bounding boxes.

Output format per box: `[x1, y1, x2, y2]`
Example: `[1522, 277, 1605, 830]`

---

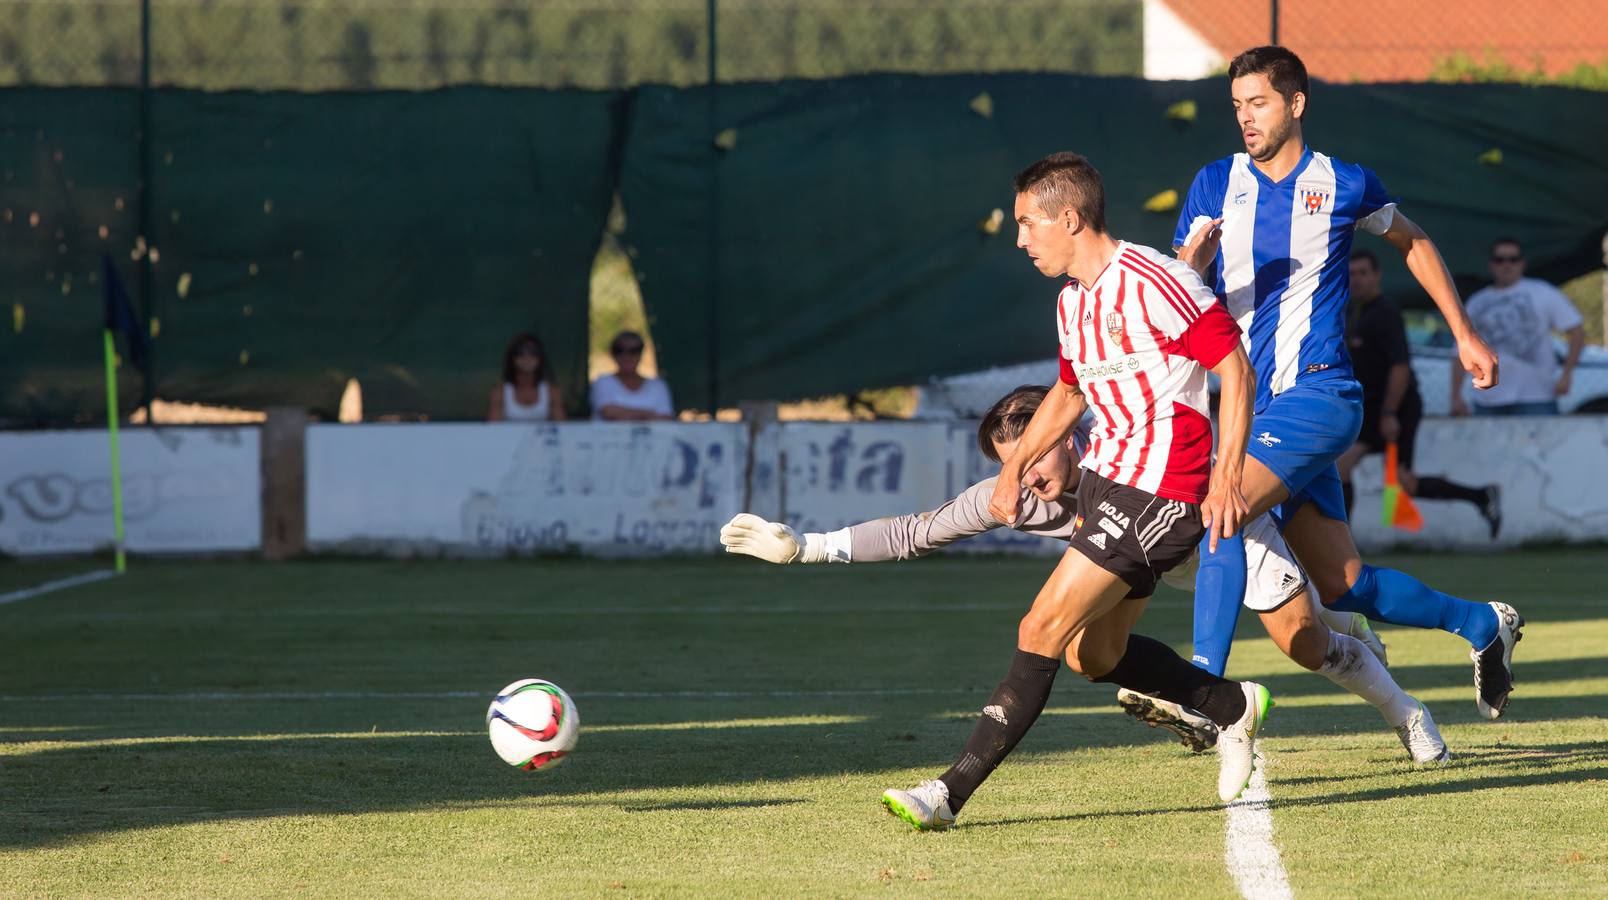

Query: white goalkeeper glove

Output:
[719, 513, 848, 564]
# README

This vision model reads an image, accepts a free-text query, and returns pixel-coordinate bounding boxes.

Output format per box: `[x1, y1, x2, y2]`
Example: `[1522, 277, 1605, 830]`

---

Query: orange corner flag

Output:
[1381, 442, 1424, 532]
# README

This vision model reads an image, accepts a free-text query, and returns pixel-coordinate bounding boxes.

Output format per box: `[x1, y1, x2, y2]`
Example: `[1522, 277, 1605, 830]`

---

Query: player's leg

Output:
[1241, 518, 1446, 762]
[1283, 494, 1524, 719]
[1396, 395, 1502, 537]
[1190, 534, 1247, 676]
[881, 549, 1130, 830]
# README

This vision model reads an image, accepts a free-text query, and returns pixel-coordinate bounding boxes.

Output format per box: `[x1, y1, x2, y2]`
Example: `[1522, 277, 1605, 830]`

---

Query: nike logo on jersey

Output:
[1256, 432, 1282, 446]
[1233, 191, 1249, 205]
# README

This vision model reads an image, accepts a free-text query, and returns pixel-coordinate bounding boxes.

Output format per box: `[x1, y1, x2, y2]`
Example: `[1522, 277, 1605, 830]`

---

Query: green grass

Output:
[1, 551, 1605, 896]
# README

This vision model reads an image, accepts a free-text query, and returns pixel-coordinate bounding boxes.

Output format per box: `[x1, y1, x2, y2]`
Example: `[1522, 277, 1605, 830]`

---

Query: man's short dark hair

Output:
[1228, 46, 1310, 111]
[1489, 236, 1523, 257]
[978, 384, 1050, 462]
[1013, 152, 1107, 234]
[1350, 249, 1379, 271]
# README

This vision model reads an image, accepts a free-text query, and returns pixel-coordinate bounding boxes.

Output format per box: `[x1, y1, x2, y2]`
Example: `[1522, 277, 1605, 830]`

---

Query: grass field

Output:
[2, 551, 1605, 897]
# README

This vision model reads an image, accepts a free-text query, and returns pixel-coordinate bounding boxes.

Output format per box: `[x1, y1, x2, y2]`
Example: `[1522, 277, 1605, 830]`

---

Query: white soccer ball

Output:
[486, 678, 580, 771]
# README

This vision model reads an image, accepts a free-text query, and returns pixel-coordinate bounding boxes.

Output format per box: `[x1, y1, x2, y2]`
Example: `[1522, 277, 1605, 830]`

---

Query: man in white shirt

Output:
[1453, 238, 1586, 416]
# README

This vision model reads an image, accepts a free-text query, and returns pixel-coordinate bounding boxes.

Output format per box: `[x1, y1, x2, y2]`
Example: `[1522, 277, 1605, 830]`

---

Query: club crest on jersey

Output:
[1105, 312, 1124, 344]
[1301, 188, 1330, 215]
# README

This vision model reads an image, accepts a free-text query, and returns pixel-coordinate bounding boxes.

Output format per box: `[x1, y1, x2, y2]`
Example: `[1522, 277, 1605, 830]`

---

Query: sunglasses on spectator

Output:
[612, 344, 645, 356]
[1490, 254, 1522, 263]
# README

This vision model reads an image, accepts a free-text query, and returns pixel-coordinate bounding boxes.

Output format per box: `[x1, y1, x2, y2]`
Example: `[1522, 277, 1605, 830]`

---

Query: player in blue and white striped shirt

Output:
[1174, 47, 1523, 721]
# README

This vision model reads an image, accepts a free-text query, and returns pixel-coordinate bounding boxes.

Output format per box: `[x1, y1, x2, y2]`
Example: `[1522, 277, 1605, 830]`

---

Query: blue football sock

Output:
[1329, 564, 1497, 650]
[1190, 533, 1246, 677]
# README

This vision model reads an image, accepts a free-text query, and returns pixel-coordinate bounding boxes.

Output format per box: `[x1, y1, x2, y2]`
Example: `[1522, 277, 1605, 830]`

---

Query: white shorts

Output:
[1157, 513, 1309, 612]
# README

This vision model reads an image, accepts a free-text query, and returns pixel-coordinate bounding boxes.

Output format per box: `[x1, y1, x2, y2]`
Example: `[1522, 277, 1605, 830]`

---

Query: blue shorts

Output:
[1247, 379, 1363, 525]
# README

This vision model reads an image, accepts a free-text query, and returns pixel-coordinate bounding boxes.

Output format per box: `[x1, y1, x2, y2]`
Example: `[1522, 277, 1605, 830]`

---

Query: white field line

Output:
[0, 569, 121, 606]
[0, 686, 1023, 703]
[1223, 746, 1293, 900]
[8, 598, 1193, 620]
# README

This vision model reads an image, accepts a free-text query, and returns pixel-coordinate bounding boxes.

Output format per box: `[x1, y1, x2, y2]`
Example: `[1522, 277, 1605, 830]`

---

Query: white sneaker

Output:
[1348, 612, 1389, 668]
[1472, 601, 1524, 720]
[1216, 681, 1273, 803]
[1116, 688, 1218, 752]
[881, 779, 956, 832]
[1395, 701, 1451, 765]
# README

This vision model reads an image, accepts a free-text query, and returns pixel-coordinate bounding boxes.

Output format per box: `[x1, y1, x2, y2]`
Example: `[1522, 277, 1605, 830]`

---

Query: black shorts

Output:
[1358, 388, 1423, 469]
[1071, 470, 1205, 599]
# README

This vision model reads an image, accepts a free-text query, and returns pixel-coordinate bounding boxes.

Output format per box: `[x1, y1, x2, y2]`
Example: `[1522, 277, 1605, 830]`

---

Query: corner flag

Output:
[100, 254, 146, 573]
[1380, 442, 1423, 532]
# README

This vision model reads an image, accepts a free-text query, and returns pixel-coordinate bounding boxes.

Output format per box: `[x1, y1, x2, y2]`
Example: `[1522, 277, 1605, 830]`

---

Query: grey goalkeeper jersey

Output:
[847, 477, 1077, 562]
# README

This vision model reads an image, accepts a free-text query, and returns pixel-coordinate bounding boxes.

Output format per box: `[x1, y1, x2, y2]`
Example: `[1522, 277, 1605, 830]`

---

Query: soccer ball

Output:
[486, 678, 580, 771]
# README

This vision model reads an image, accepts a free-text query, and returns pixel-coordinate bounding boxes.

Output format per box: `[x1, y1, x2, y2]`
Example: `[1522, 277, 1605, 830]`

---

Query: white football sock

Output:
[1317, 631, 1418, 727]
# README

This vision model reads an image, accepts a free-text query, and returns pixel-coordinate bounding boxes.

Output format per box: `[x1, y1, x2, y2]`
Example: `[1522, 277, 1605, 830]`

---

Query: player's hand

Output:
[1200, 480, 1247, 553]
[719, 513, 801, 564]
[1449, 395, 1470, 417]
[1459, 333, 1500, 390]
[1379, 413, 1401, 443]
[1556, 370, 1573, 396]
[1177, 217, 1223, 278]
[988, 469, 1025, 525]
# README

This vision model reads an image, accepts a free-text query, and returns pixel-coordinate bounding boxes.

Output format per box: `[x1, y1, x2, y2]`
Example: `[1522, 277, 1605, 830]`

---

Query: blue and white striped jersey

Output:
[1173, 148, 1397, 411]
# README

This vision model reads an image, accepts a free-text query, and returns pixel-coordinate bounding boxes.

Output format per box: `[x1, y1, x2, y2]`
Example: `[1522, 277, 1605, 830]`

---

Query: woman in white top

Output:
[592, 330, 675, 421]
[488, 333, 567, 422]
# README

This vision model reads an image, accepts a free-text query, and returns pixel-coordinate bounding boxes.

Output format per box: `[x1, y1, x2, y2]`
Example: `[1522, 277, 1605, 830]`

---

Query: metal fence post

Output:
[706, 0, 720, 415]
[137, 0, 155, 421]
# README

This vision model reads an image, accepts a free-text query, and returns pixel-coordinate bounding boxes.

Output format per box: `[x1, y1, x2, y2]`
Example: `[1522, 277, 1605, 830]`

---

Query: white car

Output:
[1407, 325, 1608, 416]
[915, 333, 1608, 419]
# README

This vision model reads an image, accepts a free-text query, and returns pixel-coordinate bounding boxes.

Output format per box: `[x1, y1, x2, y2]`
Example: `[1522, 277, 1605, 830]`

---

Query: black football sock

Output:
[1416, 476, 1488, 509]
[1092, 633, 1248, 728]
[938, 649, 1060, 813]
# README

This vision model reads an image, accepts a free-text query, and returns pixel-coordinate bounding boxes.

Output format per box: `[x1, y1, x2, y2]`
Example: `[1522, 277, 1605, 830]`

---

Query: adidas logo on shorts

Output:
[1088, 532, 1108, 549]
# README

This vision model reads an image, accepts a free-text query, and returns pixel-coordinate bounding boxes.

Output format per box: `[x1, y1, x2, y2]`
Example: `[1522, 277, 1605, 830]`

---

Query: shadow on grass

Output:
[963, 739, 1608, 830]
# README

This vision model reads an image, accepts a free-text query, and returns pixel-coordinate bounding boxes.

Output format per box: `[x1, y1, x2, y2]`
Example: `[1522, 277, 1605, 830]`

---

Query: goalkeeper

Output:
[721, 385, 1449, 783]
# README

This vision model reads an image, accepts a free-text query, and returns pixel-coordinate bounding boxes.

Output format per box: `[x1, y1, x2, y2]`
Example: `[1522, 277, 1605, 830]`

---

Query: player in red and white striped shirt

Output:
[878, 153, 1267, 831]
[1055, 241, 1241, 504]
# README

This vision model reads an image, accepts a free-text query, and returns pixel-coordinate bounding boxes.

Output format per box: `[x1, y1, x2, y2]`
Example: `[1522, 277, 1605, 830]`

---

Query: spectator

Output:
[1340, 251, 1501, 536]
[488, 332, 567, 422]
[592, 330, 674, 421]
[1452, 237, 1585, 416]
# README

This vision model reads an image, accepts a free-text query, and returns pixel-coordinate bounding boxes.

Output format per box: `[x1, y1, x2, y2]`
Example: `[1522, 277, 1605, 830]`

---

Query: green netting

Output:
[4, 76, 1606, 422]
[619, 76, 1608, 409]
[1, 87, 624, 422]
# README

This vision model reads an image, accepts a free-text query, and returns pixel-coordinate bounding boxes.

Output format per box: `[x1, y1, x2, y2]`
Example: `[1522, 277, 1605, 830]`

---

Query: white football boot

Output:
[1472, 601, 1524, 719]
[1217, 681, 1273, 803]
[1395, 701, 1451, 765]
[1347, 612, 1389, 668]
[881, 779, 956, 832]
[1115, 688, 1219, 753]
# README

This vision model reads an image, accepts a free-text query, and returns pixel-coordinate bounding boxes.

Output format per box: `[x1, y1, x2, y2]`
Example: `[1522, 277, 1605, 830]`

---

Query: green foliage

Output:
[2, 552, 1606, 895]
[0, 0, 1142, 90]
[1561, 269, 1605, 346]
[1429, 50, 1608, 90]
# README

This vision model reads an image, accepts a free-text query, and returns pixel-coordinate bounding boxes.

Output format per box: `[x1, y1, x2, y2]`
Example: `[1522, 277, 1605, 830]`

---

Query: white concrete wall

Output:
[4, 416, 1604, 557]
[0, 427, 261, 555]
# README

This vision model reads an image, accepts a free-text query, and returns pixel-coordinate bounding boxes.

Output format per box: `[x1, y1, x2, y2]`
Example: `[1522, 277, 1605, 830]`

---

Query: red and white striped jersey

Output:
[1056, 241, 1241, 503]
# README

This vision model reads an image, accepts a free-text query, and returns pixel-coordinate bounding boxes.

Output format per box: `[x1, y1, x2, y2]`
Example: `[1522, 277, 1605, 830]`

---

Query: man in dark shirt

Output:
[1339, 250, 1502, 537]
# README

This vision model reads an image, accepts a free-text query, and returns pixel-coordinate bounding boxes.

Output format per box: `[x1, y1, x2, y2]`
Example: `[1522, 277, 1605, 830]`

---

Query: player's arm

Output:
[1379, 304, 1411, 440]
[1205, 343, 1253, 548]
[720, 480, 1018, 565]
[1560, 324, 1585, 395]
[1376, 210, 1499, 390]
[987, 379, 1087, 525]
